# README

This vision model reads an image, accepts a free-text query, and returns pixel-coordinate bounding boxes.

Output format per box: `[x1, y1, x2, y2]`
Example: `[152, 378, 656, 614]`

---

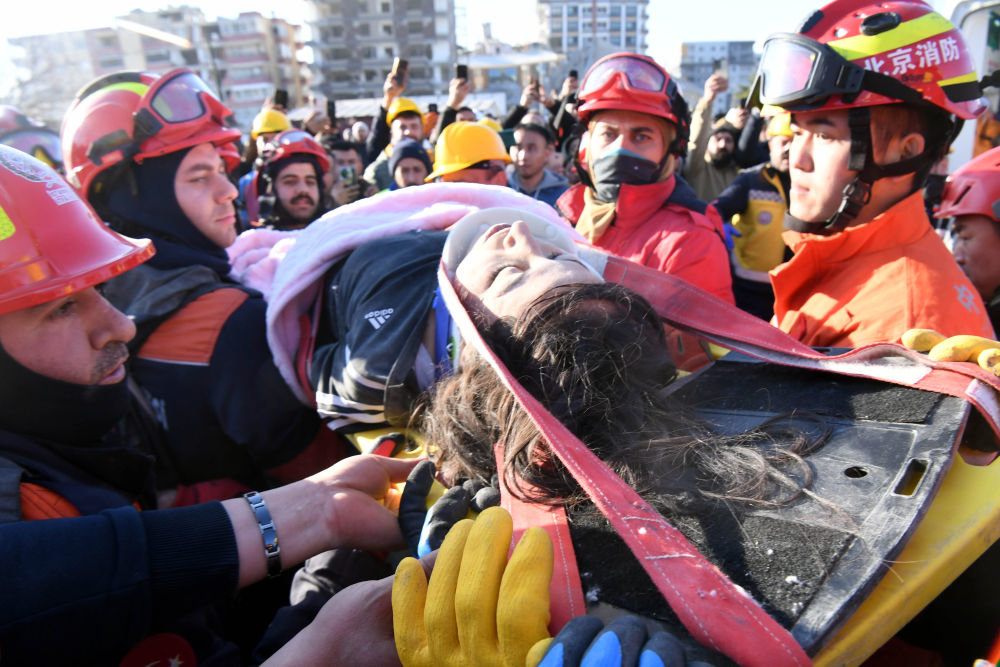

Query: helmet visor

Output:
[148, 70, 219, 124]
[580, 55, 667, 97]
[0, 128, 63, 167]
[756, 33, 866, 107]
[269, 129, 314, 148]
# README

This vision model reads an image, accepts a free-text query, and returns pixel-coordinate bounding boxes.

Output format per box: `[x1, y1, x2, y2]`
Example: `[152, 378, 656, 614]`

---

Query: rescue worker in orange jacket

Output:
[556, 53, 735, 304]
[751, 0, 995, 346]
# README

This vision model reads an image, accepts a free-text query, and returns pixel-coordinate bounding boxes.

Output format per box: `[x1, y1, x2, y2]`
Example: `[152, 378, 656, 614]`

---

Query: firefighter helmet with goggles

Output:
[935, 146, 1000, 221]
[747, 0, 985, 118]
[577, 52, 690, 156]
[0, 145, 153, 316]
[61, 68, 242, 199]
[260, 129, 331, 176]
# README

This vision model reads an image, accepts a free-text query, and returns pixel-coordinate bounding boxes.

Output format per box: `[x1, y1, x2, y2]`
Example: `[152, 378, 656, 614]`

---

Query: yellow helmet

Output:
[766, 112, 792, 138]
[251, 108, 290, 140]
[427, 121, 511, 180]
[387, 97, 424, 125]
[478, 117, 502, 132]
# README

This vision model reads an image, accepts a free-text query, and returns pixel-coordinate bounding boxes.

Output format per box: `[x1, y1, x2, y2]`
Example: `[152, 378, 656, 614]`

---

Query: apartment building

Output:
[306, 0, 457, 100]
[540, 0, 649, 55]
[679, 40, 758, 115]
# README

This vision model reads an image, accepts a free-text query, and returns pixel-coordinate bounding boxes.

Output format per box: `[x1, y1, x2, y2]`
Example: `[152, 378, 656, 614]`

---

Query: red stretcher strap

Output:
[494, 441, 585, 634]
[602, 255, 1000, 449]
[439, 263, 812, 667]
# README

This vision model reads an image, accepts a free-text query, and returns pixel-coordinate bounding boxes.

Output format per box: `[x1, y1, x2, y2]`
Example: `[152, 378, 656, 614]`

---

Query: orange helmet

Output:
[61, 68, 241, 200]
[577, 53, 690, 156]
[936, 146, 1000, 221]
[0, 145, 153, 315]
[748, 0, 985, 119]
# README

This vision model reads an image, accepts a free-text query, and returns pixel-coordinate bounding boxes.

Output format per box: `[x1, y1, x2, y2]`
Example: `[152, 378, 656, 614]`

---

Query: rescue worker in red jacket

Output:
[751, 0, 995, 346]
[556, 53, 734, 304]
[60, 69, 343, 497]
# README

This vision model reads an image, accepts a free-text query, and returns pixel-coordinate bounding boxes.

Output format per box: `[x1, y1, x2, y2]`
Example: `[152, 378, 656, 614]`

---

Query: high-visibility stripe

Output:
[940, 71, 979, 87]
[138, 288, 248, 366]
[829, 12, 955, 61]
[101, 81, 149, 97]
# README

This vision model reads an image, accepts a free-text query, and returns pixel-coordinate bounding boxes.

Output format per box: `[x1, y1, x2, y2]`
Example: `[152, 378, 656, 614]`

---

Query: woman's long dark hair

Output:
[417, 282, 825, 509]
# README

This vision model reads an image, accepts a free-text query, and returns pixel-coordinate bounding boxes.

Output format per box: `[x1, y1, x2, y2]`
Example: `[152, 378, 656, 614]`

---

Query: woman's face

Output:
[455, 221, 602, 321]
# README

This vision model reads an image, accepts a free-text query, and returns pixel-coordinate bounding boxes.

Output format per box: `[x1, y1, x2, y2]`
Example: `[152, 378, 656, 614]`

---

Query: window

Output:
[408, 20, 423, 32]
[146, 51, 171, 63]
[626, 6, 637, 16]
[381, 1, 391, 10]
[361, 46, 376, 58]
[625, 36, 636, 47]
[567, 36, 578, 47]
[384, 46, 395, 57]
[359, 23, 371, 36]
[365, 69, 378, 81]
[382, 24, 393, 35]
[98, 35, 117, 48]
[99, 56, 124, 69]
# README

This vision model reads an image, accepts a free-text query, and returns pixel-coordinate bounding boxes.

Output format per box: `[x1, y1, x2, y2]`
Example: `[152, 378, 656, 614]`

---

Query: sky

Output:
[1, 0, 953, 91]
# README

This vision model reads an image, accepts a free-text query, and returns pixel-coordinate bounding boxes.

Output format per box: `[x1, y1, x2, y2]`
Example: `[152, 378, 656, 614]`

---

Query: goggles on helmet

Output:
[266, 129, 315, 149]
[132, 69, 234, 148]
[81, 68, 238, 167]
[580, 54, 667, 98]
[749, 33, 928, 111]
[0, 128, 63, 169]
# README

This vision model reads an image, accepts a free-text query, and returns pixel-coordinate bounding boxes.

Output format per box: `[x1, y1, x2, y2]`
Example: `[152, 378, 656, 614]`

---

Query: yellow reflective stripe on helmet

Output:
[828, 12, 955, 61]
[940, 71, 979, 87]
[100, 81, 150, 97]
[0, 205, 15, 241]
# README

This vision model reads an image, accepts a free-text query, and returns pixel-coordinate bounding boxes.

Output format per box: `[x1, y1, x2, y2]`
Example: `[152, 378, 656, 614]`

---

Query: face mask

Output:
[590, 148, 660, 202]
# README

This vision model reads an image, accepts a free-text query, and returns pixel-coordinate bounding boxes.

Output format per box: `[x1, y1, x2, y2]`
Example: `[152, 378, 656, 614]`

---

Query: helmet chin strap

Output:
[785, 106, 939, 235]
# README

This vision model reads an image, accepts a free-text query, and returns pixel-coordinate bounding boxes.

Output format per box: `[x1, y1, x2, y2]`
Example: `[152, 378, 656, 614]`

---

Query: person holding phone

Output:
[428, 65, 474, 144]
[363, 58, 433, 190]
[323, 138, 377, 208]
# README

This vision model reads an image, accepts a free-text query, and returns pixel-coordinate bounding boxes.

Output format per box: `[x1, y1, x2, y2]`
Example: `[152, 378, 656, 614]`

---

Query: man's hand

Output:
[448, 77, 472, 110]
[384, 72, 406, 107]
[330, 176, 362, 206]
[304, 110, 330, 135]
[520, 82, 540, 108]
[724, 107, 749, 130]
[308, 454, 419, 552]
[901, 329, 1000, 375]
[703, 74, 728, 101]
[393, 506, 553, 667]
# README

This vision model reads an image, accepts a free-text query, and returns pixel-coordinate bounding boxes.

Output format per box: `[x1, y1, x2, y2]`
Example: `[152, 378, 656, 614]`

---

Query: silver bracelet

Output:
[243, 491, 282, 578]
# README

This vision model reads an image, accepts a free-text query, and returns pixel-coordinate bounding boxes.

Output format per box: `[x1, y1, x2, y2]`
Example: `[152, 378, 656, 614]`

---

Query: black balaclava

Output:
[0, 336, 128, 445]
[104, 147, 233, 275]
[259, 154, 324, 230]
[0, 341, 155, 502]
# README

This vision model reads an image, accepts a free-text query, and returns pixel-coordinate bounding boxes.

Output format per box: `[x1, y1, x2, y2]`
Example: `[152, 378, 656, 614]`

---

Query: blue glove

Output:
[535, 615, 688, 667]
[721, 222, 742, 253]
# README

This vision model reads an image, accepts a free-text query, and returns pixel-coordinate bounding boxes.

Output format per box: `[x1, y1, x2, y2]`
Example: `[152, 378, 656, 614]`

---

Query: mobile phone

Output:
[428, 103, 439, 113]
[713, 58, 729, 81]
[339, 166, 357, 187]
[569, 69, 578, 79]
[392, 58, 409, 85]
[326, 99, 336, 121]
[455, 64, 468, 80]
[273, 88, 289, 108]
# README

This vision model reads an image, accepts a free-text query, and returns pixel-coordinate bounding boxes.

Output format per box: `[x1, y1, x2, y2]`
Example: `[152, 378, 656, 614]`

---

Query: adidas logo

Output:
[365, 307, 394, 329]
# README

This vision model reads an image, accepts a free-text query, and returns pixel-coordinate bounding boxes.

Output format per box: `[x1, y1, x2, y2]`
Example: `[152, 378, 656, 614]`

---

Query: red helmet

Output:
[0, 106, 37, 134]
[261, 129, 331, 176]
[749, 0, 985, 119]
[61, 68, 242, 199]
[577, 53, 690, 156]
[936, 146, 1000, 220]
[0, 145, 153, 315]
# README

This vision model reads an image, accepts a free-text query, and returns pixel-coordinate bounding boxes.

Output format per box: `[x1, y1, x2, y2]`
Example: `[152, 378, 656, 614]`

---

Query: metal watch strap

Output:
[243, 491, 282, 578]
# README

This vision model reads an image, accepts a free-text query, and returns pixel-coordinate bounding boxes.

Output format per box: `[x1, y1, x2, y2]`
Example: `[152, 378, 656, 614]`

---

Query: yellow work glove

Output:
[392, 505, 553, 667]
[901, 329, 1000, 376]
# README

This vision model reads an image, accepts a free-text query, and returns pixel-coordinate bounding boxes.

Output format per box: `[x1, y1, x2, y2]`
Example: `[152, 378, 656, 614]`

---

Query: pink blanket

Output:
[228, 182, 579, 404]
